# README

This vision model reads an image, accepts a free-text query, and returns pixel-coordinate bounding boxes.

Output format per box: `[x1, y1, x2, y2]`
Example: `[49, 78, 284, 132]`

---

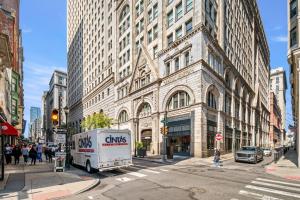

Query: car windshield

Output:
[241, 147, 256, 151]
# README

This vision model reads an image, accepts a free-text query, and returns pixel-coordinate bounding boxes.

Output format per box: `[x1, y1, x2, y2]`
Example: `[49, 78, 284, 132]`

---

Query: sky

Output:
[20, 1, 293, 137]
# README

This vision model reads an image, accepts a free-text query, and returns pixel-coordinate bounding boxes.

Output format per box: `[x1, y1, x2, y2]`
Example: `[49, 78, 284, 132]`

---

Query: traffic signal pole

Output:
[162, 111, 167, 162]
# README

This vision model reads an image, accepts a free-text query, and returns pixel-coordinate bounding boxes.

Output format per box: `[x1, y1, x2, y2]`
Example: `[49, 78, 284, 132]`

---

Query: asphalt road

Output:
[60, 156, 300, 200]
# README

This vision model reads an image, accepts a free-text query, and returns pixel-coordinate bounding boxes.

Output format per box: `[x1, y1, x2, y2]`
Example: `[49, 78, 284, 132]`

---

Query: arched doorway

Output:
[141, 129, 152, 151]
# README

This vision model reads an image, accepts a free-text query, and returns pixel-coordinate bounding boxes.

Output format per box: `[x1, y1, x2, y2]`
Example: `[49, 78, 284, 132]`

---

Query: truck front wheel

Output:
[86, 161, 92, 173]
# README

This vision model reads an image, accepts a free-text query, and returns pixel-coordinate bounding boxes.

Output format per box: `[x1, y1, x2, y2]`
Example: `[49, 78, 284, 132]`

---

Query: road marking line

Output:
[88, 196, 94, 199]
[116, 177, 132, 182]
[256, 178, 300, 187]
[251, 181, 300, 192]
[142, 169, 160, 174]
[239, 190, 282, 200]
[245, 185, 300, 199]
[127, 171, 147, 178]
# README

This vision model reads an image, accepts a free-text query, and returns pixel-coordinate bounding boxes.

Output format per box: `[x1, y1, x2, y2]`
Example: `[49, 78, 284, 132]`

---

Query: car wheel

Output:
[86, 161, 92, 173]
[254, 156, 257, 164]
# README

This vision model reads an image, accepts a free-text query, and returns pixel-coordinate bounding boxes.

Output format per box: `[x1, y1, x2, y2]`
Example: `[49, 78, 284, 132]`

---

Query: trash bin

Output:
[167, 146, 174, 159]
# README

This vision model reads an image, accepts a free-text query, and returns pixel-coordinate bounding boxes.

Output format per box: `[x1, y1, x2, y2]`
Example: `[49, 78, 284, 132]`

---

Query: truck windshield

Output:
[241, 147, 256, 151]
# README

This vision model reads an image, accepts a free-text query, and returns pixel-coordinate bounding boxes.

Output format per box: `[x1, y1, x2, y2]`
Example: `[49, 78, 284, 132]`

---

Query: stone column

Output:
[195, 105, 207, 157]
[219, 0, 226, 49]
[231, 92, 236, 151]
[245, 104, 249, 144]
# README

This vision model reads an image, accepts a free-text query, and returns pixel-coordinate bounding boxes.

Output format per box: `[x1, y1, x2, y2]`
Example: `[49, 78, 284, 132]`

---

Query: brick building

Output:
[269, 92, 282, 148]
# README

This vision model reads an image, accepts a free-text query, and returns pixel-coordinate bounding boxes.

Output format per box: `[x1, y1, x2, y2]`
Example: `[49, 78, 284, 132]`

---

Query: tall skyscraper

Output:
[30, 107, 41, 123]
[67, 0, 270, 157]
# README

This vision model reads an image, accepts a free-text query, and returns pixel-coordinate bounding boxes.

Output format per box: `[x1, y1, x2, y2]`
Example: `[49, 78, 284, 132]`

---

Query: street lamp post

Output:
[63, 106, 70, 169]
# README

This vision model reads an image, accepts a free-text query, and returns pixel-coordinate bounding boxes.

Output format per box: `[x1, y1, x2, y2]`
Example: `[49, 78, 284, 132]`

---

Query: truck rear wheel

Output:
[86, 161, 92, 173]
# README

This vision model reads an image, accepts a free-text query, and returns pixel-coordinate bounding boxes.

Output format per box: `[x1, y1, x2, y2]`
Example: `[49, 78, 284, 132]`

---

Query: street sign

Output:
[215, 133, 223, 141]
[54, 133, 66, 144]
[54, 152, 66, 172]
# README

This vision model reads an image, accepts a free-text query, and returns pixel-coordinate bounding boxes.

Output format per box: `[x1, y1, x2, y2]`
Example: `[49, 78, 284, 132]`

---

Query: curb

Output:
[0, 174, 9, 191]
[133, 157, 173, 164]
[75, 178, 101, 195]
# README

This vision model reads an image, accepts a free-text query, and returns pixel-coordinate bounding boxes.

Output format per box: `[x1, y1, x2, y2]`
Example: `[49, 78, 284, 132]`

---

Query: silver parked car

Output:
[263, 148, 272, 156]
[235, 146, 264, 164]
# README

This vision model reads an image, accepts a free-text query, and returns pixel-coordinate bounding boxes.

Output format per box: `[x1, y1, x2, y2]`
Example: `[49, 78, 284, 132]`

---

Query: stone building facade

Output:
[288, 0, 300, 167]
[269, 92, 282, 148]
[67, 0, 270, 157]
[270, 67, 287, 145]
[44, 70, 67, 142]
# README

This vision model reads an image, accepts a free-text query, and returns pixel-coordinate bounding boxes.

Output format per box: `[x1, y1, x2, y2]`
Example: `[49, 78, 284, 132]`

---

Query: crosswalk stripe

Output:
[251, 181, 300, 192]
[256, 178, 300, 187]
[245, 185, 300, 199]
[239, 190, 283, 200]
[127, 171, 147, 178]
[116, 177, 133, 182]
[142, 169, 160, 174]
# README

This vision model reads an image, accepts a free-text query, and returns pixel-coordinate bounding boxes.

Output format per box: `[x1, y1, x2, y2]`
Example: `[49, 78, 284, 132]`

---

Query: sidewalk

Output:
[265, 149, 300, 182]
[134, 153, 234, 166]
[0, 159, 100, 200]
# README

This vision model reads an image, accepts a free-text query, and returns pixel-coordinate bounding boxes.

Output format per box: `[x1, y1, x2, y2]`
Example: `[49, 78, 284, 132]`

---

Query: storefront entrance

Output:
[207, 120, 217, 156]
[167, 115, 191, 156]
[225, 128, 233, 153]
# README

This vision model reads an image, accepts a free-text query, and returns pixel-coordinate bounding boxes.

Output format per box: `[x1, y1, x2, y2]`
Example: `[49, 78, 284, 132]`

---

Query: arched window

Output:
[207, 91, 217, 109]
[138, 102, 152, 117]
[119, 5, 130, 22]
[118, 110, 129, 123]
[168, 91, 191, 110]
[225, 73, 231, 88]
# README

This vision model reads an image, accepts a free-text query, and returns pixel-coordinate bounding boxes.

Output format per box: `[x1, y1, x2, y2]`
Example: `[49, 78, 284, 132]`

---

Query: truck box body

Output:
[71, 129, 132, 171]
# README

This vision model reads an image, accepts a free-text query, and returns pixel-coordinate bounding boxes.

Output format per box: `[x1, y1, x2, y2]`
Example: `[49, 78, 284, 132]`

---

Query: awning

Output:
[0, 122, 19, 136]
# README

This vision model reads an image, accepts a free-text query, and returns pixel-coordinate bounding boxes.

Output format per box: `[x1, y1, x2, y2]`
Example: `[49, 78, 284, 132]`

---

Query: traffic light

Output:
[160, 126, 169, 135]
[51, 109, 59, 126]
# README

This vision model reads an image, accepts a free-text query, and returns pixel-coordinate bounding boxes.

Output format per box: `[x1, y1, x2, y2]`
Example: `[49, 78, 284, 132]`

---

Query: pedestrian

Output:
[48, 147, 54, 163]
[37, 143, 43, 162]
[4, 144, 12, 164]
[29, 145, 38, 165]
[44, 147, 49, 161]
[12, 145, 22, 165]
[22, 145, 29, 164]
[213, 148, 221, 167]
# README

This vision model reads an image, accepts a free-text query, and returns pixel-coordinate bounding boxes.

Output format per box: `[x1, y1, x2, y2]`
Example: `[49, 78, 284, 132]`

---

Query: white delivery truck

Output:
[70, 129, 132, 173]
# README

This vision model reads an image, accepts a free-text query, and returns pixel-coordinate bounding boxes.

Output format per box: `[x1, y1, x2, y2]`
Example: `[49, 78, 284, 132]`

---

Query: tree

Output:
[81, 112, 113, 130]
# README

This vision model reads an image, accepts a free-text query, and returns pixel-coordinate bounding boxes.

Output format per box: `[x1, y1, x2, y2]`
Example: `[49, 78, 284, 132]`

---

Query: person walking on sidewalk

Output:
[13, 145, 22, 165]
[48, 147, 54, 163]
[4, 144, 12, 164]
[22, 145, 29, 164]
[29, 145, 38, 165]
[213, 148, 221, 167]
[37, 143, 43, 162]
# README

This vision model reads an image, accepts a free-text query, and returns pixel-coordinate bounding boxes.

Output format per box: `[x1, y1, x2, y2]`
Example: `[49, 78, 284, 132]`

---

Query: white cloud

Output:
[22, 28, 32, 33]
[272, 36, 288, 42]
